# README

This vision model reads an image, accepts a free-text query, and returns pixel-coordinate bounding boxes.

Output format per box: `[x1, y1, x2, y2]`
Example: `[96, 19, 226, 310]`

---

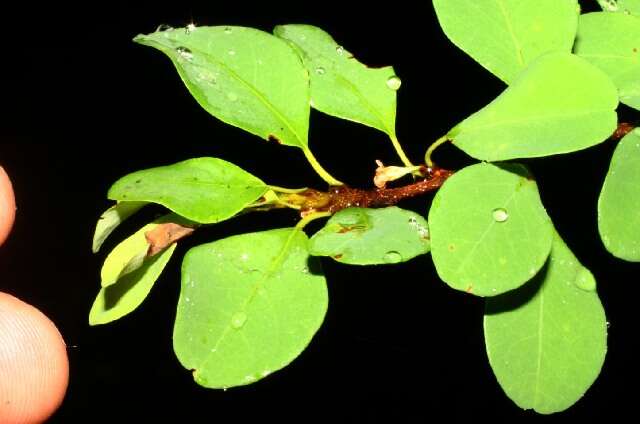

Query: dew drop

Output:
[228, 49, 236, 56]
[315, 67, 326, 75]
[336, 45, 345, 55]
[231, 311, 248, 329]
[185, 23, 197, 34]
[383, 251, 402, 264]
[606, 321, 611, 329]
[492, 208, 509, 223]
[386, 75, 402, 91]
[575, 267, 596, 292]
[301, 267, 309, 274]
[224, 27, 233, 34]
[176, 46, 193, 61]
[227, 92, 238, 102]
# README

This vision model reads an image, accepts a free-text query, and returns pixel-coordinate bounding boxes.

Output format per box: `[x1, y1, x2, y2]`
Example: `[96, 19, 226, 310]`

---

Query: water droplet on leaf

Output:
[185, 23, 196, 34]
[315, 67, 326, 75]
[492, 208, 509, 222]
[336, 45, 345, 55]
[231, 311, 247, 329]
[383, 251, 402, 263]
[227, 92, 238, 102]
[386, 75, 402, 90]
[575, 268, 596, 291]
[228, 49, 236, 56]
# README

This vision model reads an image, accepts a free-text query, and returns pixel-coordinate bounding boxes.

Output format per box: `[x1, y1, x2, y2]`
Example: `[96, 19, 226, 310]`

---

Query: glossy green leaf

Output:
[174, 228, 328, 388]
[449, 52, 618, 161]
[598, 129, 640, 260]
[433, 0, 578, 83]
[308, 207, 430, 265]
[92, 201, 147, 253]
[484, 232, 607, 414]
[89, 244, 176, 326]
[598, 0, 640, 16]
[100, 222, 158, 288]
[108, 157, 268, 224]
[274, 25, 399, 137]
[428, 163, 553, 296]
[575, 12, 640, 111]
[134, 26, 310, 149]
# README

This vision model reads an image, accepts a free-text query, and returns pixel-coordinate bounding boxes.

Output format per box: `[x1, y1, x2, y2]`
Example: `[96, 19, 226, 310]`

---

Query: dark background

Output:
[1, 0, 637, 421]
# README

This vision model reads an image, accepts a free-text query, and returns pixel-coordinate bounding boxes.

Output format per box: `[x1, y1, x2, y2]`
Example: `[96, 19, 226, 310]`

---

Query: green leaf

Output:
[108, 157, 268, 224]
[100, 222, 158, 288]
[449, 52, 618, 161]
[484, 232, 607, 414]
[174, 228, 328, 388]
[598, 0, 640, 16]
[274, 25, 399, 137]
[92, 201, 147, 253]
[432, 0, 579, 83]
[598, 129, 640, 260]
[575, 12, 640, 111]
[308, 207, 430, 265]
[89, 244, 176, 326]
[428, 163, 553, 296]
[134, 26, 310, 149]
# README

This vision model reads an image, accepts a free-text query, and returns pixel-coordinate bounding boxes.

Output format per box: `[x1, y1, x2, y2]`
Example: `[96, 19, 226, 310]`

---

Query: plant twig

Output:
[282, 166, 454, 216]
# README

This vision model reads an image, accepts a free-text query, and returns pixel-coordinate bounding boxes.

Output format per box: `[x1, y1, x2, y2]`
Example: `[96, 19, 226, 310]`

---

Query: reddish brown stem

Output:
[283, 166, 454, 215]
[612, 122, 636, 140]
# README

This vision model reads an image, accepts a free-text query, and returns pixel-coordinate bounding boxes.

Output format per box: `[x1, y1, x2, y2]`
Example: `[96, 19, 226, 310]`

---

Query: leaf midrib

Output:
[495, 0, 525, 68]
[196, 229, 301, 375]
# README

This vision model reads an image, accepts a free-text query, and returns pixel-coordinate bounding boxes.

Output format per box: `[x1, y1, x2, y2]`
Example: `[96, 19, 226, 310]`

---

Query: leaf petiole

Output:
[424, 135, 450, 168]
[389, 134, 415, 167]
[302, 148, 343, 186]
[296, 211, 332, 230]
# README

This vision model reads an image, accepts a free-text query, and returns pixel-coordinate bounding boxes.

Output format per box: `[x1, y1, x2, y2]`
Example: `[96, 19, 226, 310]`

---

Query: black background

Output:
[1, 0, 637, 421]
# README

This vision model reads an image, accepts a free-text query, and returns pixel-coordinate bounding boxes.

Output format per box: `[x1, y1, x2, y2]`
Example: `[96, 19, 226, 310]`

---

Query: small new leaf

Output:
[100, 222, 158, 288]
[90, 244, 177, 326]
[92, 201, 147, 253]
